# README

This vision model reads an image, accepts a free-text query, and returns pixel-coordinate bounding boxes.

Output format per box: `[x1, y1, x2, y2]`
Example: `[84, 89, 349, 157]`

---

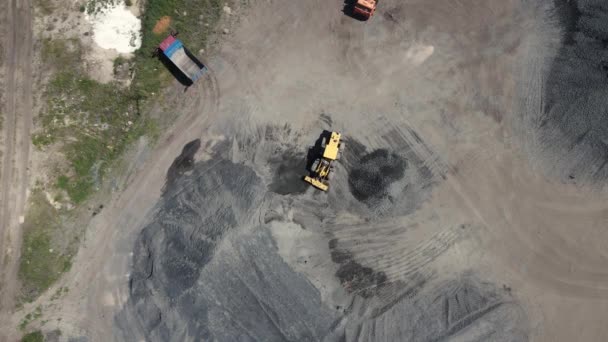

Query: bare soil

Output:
[0, 0, 33, 327]
[4, 0, 608, 341]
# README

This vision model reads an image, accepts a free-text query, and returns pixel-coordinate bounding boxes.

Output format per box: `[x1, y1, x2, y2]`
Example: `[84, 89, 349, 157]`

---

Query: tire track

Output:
[392, 113, 452, 179]
[333, 221, 463, 284]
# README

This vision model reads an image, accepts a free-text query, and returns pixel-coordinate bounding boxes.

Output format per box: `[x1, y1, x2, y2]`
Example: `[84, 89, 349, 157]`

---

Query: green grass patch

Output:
[113, 55, 128, 75]
[34, 39, 154, 204]
[85, 0, 120, 15]
[50, 286, 69, 301]
[19, 306, 43, 331]
[41, 38, 81, 67]
[18, 192, 72, 302]
[21, 330, 44, 342]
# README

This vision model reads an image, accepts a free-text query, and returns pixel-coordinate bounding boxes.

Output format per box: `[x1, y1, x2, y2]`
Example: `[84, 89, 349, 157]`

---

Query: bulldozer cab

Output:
[322, 132, 341, 161]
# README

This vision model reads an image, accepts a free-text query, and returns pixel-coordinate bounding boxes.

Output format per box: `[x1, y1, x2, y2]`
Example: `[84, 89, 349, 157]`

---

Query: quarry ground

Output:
[4, 0, 608, 341]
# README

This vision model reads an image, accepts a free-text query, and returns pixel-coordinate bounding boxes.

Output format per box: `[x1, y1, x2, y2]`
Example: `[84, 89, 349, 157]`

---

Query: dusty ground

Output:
[0, 0, 33, 319]
[4, 0, 608, 341]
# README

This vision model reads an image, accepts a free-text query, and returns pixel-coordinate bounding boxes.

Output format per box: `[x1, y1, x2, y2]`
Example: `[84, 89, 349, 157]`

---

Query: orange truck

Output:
[353, 0, 377, 20]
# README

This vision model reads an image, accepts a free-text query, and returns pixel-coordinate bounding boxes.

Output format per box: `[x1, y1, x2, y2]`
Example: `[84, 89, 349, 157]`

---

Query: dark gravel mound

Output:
[348, 149, 407, 202]
[116, 149, 526, 342]
[341, 136, 435, 217]
[329, 238, 388, 298]
[523, 0, 608, 183]
[116, 150, 339, 341]
[116, 156, 267, 340]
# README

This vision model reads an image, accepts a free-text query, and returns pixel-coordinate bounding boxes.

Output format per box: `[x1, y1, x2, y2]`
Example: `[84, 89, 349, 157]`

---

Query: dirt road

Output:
[0, 0, 33, 323]
[6, 0, 608, 341]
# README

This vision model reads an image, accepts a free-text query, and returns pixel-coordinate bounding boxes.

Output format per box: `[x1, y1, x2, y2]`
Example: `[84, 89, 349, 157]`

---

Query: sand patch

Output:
[404, 44, 434, 65]
[86, 3, 141, 53]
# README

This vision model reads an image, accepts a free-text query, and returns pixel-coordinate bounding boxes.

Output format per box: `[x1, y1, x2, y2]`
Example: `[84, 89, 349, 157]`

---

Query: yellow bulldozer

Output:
[304, 132, 345, 191]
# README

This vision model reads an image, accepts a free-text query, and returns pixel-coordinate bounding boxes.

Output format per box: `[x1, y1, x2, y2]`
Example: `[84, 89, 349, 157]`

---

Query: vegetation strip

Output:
[18, 0, 223, 304]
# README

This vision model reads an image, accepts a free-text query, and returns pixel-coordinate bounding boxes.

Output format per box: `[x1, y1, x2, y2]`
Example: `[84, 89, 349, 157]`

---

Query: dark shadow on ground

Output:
[184, 46, 206, 69]
[162, 139, 201, 194]
[305, 130, 332, 172]
[268, 151, 309, 195]
[342, 0, 370, 21]
[157, 52, 194, 87]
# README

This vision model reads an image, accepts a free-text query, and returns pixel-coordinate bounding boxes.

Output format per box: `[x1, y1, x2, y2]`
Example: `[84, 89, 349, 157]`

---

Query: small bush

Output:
[18, 191, 72, 302]
[113, 55, 128, 75]
[35, 0, 54, 15]
[21, 330, 43, 342]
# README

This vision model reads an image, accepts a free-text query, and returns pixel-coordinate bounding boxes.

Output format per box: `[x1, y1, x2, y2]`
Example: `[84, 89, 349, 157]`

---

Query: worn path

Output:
[0, 0, 33, 331]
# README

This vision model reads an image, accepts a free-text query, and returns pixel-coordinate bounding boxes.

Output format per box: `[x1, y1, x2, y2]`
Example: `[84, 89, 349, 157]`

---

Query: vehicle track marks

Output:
[333, 222, 463, 284]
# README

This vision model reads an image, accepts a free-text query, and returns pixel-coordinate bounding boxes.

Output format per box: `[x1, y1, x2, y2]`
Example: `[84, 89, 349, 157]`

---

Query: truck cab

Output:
[353, 0, 377, 20]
